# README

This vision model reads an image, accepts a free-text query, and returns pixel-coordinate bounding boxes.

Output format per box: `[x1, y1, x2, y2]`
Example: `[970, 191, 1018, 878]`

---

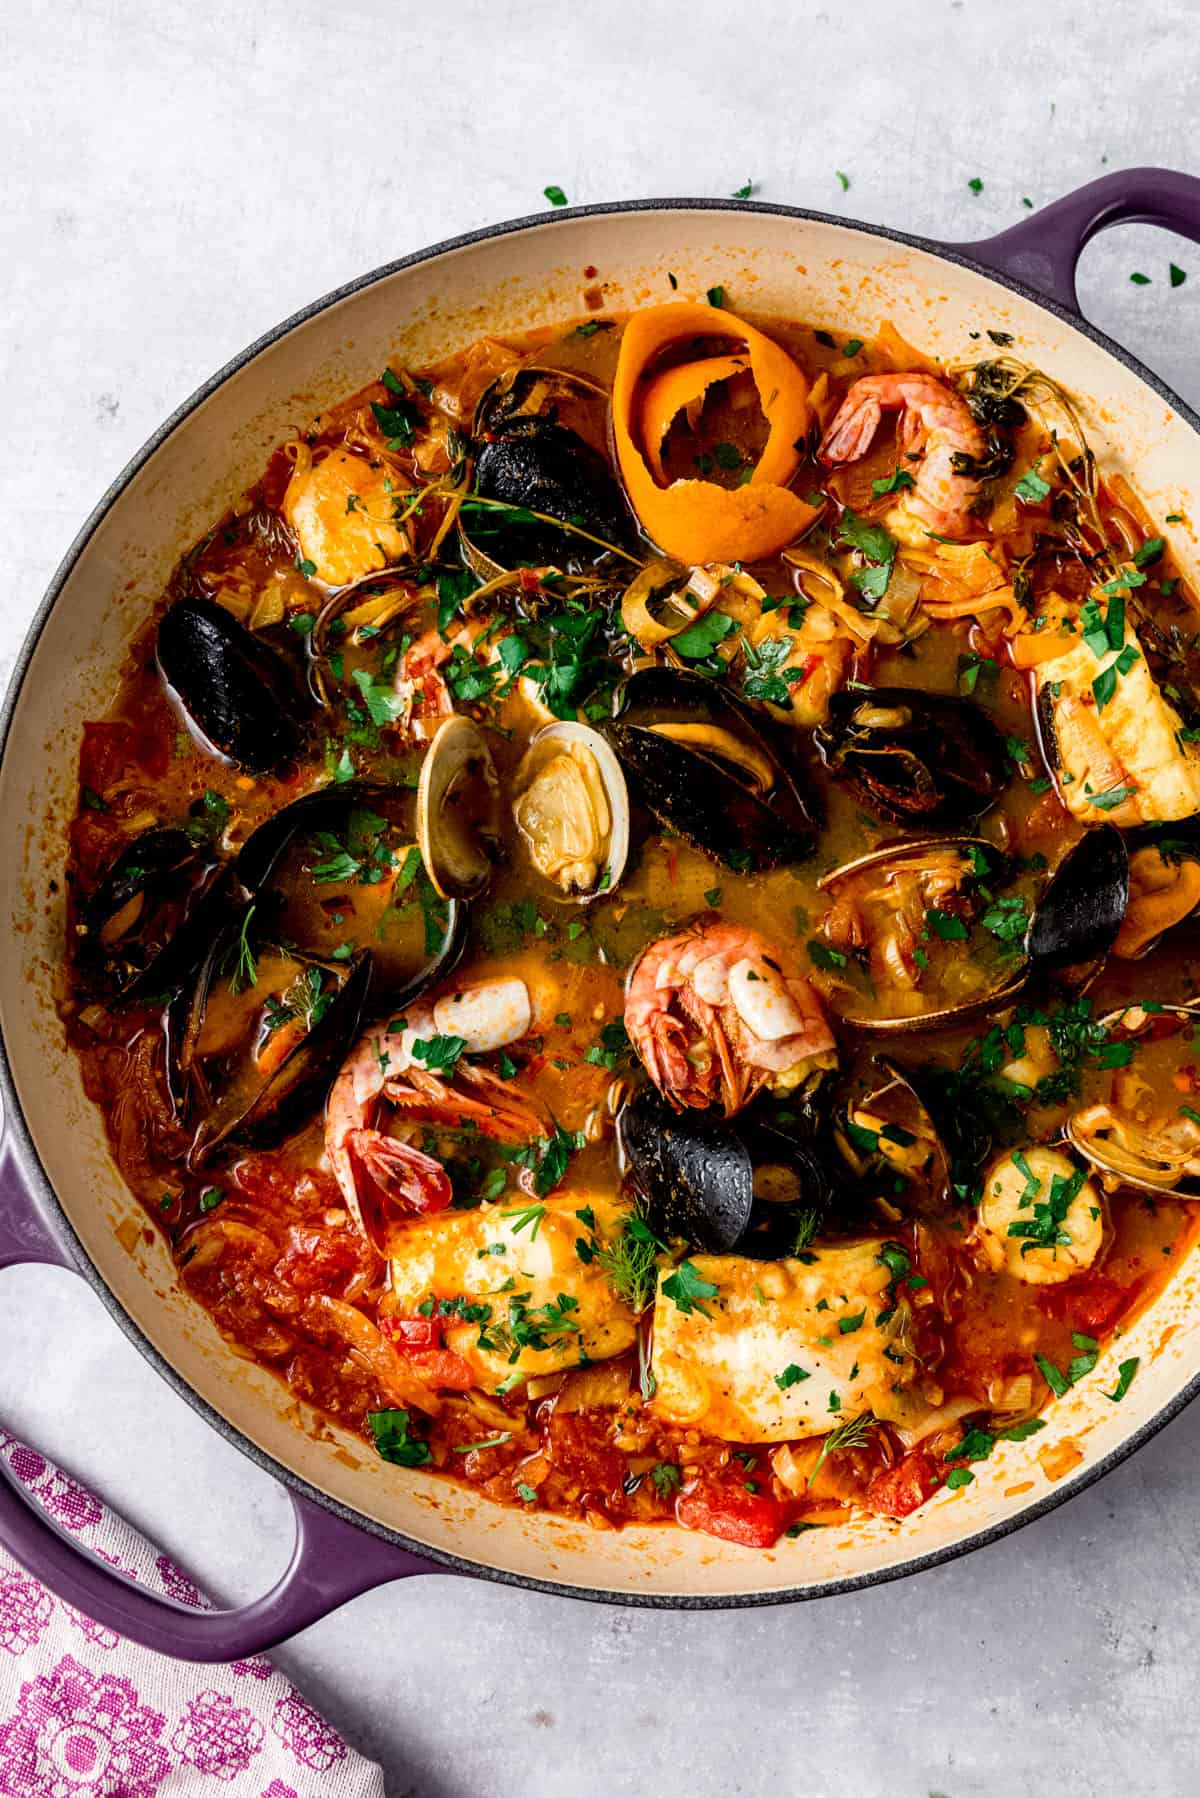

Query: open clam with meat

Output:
[63, 293, 1200, 1550]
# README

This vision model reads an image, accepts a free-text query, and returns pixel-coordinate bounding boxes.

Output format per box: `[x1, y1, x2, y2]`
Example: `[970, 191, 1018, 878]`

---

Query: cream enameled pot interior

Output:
[5, 206, 1200, 1600]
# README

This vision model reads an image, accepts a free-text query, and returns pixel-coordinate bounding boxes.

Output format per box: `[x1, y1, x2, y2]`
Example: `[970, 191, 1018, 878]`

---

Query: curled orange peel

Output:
[613, 302, 818, 564]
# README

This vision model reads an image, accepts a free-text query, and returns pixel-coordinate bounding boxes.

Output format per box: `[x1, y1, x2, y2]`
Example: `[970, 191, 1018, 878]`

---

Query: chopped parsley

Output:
[774, 1363, 811, 1390]
[1106, 1357, 1139, 1402]
[661, 1259, 719, 1317]
[411, 1034, 467, 1075]
[651, 1461, 683, 1497]
[368, 1408, 432, 1467]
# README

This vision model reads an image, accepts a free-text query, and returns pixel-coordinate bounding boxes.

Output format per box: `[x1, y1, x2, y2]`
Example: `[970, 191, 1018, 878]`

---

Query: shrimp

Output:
[818, 373, 987, 540]
[326, 977, 549, 1247]
[625, 919, 837, 1115]
[393, 630, 455, 743]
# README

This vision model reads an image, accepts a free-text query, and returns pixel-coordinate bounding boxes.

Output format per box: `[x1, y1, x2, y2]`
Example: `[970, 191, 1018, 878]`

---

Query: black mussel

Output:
[618, 1085, 837, 1257]
[605, 667, 818, 869]
[185, 943, 372, 1165]
[234, 781, 468, 1002]
[736, 1108, 835, 1258]
[234, 780, 401, 893]
[158, 597, 308, 773]
[836, 1058, 950, 1217]
[1025, 824, 1129, 976]
[815, 687, 1010, 826]
[77, 828, 231, 1000]
[617, 1085, 753, 1252]
[464, 367, 632, 575]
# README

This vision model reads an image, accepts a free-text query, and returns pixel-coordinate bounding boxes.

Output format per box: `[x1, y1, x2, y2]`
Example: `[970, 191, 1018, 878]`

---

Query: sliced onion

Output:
[553, 1362, 633, 1413]
[305, 1293, 441, 1415]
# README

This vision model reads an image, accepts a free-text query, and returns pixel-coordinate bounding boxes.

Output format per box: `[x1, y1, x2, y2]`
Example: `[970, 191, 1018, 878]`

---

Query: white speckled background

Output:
[3, 1, 1199, 1791]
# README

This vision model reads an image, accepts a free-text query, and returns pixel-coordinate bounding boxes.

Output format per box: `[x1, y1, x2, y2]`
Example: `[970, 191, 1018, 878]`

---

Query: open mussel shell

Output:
[835, 1057, 950, 1214]
[735, 1107, 835, 1257]
[815, 687, 1009, 826]
[1114, 821, 1200, 958]
[77, 828, 232, 1001]
[1025, 823, 1128, 976]
[417, 714, 502, 900]
[186, 947, 373, 1166]
[233, 778, 468, 997]
[617, 1084, 753, 1251]
[1062, 1002, 1200, 1198]
[462, 366, 632, 579]
[512, 720, 629, 903]
[604, 667, 818, 870]
[157, 596, 308, 773]
[235, 780, 402, 894]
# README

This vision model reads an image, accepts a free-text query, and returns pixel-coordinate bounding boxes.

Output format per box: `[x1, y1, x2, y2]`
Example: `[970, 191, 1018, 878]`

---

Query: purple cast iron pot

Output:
[3, 170, 1200, 1661]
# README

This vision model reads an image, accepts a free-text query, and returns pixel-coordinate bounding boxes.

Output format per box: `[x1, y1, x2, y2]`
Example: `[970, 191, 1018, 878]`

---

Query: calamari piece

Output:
[390, 1192, 637, 1388]
[650, 1241, 915, 1442]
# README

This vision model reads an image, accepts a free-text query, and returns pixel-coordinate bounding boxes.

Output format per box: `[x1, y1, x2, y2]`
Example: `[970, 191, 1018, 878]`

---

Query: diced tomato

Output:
[79, 721, 136, 793]
[864, 1449, 941, 1520]
[544, 1413, 626, 1500]
[1038, 1273, 1134, 1337]
[405, 1349, 476, 1390]
[273, 1227, 365, 1296]
[379, 1316, 475, 1389]
[382, 1316, 441, 1351]
[675, 1478, 791, 1549]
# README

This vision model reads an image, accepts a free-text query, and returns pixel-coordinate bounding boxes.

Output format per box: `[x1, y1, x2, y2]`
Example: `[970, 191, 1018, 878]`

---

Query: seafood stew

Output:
[63, 297, 1200, 1552]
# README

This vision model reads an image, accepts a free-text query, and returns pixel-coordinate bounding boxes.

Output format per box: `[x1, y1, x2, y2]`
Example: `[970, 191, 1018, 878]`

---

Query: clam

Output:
[815, 686, 1010, 826]
[77, 827, 231, 1001]
[604, 667, 818, 870]
[816, 834, 1024, 1034]
[157, 596, 308, 773]
[462, 366, 632, 579]
[1063, 1003, 1200, 1198]
[512, 721, 629, 902]
[307, 572, 425, 708]
[815, 828, 1129, 1035]
[417, 714, 503, 900]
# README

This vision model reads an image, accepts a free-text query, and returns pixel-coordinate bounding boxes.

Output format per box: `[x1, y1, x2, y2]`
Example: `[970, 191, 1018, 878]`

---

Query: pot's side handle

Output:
[947, 167, 1200, 316]
[0, 1144, 442, 1661]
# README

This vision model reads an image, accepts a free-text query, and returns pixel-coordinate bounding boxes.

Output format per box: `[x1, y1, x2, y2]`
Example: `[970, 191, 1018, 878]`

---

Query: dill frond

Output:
[596, 1214, 664, 1311]
[807, 1412, 877, 1488]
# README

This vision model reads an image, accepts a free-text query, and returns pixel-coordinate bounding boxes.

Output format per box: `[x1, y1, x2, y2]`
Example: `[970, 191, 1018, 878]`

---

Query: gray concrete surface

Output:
[3, 1, 1199, 1792]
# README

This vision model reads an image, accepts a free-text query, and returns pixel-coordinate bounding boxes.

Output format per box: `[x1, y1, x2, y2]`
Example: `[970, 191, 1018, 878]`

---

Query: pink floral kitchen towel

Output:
[0, 1432, 384, 1797]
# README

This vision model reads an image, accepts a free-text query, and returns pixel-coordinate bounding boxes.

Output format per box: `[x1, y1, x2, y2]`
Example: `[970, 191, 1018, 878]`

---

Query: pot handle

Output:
[948, 167, 1200, 316]
[0, 1142, 442, 1661]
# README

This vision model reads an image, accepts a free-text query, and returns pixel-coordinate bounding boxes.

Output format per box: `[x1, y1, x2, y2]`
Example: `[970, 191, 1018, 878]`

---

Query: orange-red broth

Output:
[63, 313, 1200, 1548]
